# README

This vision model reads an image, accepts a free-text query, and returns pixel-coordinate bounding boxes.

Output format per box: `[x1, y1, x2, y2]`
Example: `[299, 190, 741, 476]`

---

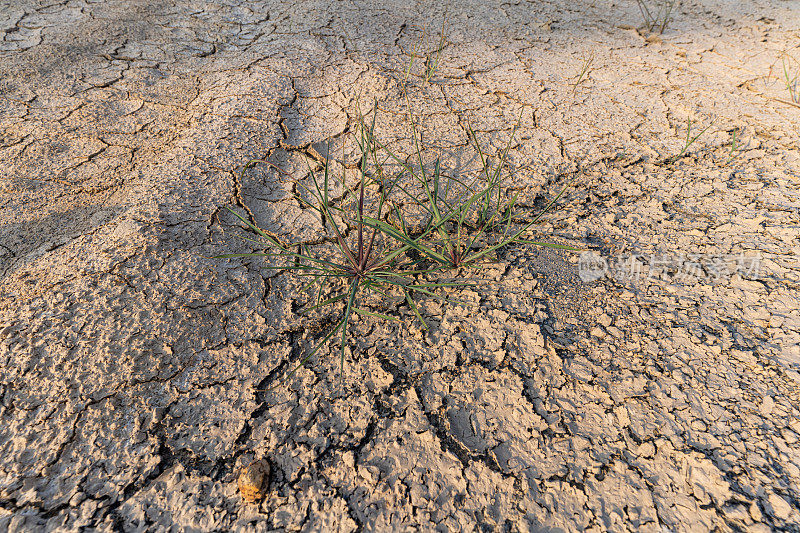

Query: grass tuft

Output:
[661, 116, 713, 165]
[635, 0, 678, 34]
[217, 105, 576, 387]
[402, 17, 449, 89]
[781, 55, 800, 104]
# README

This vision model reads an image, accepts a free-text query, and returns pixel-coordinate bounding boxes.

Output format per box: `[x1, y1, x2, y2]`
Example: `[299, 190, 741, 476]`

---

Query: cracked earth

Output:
[1, 0, 799, 531]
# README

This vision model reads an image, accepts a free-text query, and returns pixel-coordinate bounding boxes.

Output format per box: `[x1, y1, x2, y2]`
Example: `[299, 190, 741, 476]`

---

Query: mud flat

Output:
[1, 1, 799, 531]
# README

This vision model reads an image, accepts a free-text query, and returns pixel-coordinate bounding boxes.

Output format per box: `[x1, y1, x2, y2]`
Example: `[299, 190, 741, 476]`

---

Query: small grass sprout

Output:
[569, 54, 595, 94]
[402, 17, 448, 89]
[663, 116, 713, 165]
[760, 52, 800, 110]
[635, 0, 678, 35]
[724, 127, 743, 166]
[424, 18, 447, 82]
[781, 55, 800, 104]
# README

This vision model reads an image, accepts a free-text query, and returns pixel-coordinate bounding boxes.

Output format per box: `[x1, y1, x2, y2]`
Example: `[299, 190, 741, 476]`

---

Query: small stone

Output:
[238, 460, 270, 504]
[69, 491, 87, 507]
[590, 327, 606, 338]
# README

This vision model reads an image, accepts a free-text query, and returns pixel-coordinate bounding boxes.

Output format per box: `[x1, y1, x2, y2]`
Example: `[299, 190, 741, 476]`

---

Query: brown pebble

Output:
[238, 460, 269, 503]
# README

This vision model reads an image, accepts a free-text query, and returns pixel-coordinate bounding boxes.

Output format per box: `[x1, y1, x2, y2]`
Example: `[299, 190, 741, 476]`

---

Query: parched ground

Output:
[1, 0, 799, 531]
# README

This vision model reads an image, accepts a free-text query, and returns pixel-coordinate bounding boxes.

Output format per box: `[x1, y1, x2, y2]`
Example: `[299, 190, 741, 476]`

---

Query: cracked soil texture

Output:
[1, 0, 800, 531]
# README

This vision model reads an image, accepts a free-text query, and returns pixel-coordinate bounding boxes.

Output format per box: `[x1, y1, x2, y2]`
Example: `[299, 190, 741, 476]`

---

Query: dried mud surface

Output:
[1, 1, 799, 531]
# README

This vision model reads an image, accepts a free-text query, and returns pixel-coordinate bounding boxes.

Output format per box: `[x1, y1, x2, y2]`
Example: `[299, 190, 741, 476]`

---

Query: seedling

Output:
[635, 0, 678, 34]
[569, 54, 595, 93]
[781, 55, 800, 104]
[218, 111, 474, 383]
[402, 17, 448, 89]
[724, 128, 743, 166]
[760, 52, 800, 110]
[425, 18, 447, 82]
[663, 117, 713, 164]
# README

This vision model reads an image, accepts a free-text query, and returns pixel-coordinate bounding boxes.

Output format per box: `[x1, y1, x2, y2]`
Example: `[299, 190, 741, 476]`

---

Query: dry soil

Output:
[1, 0, 799, 531]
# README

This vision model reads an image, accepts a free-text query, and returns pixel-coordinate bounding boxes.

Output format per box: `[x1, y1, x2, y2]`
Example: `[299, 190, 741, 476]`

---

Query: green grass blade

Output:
[405, 283, 469, 305]
[257, 315, 348, 392]
[352, 307, 401, 322]
[515, 240, 582, 250]
[362, 216, 450, 265]
[463, 175, 576, 264]
[299, 272, 323, 294]
[340, 280, 359, 375]
[225, 207, 285, 247]
[303, 293, 347, 313]
[405, 290, 428, 330]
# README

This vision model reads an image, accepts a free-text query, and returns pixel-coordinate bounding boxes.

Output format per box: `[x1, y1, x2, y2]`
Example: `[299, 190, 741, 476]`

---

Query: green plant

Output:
[635, 0, 678, 34]
[663, 117, 713, 164]
[724, 127, 742, 166]
[402, 17, 448, 88]
[364, 117, 575, 271]
[220, 116, 445, 378]
[759, 52, 800, 110]
[218, 107, 575, 384]
[569, 54, 595, 93]
[781, 55, 800, 104]
[424, 18, 447, 82]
